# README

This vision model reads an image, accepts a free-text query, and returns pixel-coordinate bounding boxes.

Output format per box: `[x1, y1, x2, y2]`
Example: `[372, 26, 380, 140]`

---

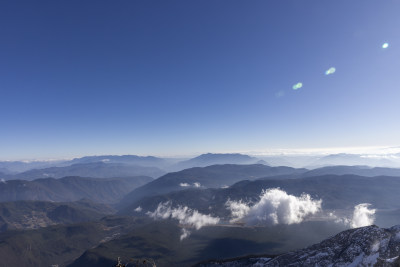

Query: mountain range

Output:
[303, 165, 400, 177]
[1, 157, 400, 266]
[170, 153, 266, 171]
[0, 162, 165, 180]
[0, 153, 264, 176]
[0, 176, 153, 204]
[118, 164, 307, 211]
[307, 153, 400, 168]
[0, 199, 114, 232]
[3, 152, 400, 182]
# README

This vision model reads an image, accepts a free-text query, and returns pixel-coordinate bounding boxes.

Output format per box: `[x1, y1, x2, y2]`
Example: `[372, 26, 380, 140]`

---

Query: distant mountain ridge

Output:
[68, 155, 170, 167]
[0, 162, 165, 180]
[3, 153, 400, 181]
[0, 153, 266, 179]
[0, 160, 65, 173]
[171, 153, 265, 171]
[304, 165, 400, 177]
[308, 153, 400, 168]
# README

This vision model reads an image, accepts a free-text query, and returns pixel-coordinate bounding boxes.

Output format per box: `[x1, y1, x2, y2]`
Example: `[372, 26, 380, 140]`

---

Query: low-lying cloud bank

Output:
[146, 189, 377, 240]
[330, 203, 376, 228]
[351, 203, 376, 228]
[147, 202, 220, 240]
[226, 188, 322, 225]
[179, 182, 202, 188]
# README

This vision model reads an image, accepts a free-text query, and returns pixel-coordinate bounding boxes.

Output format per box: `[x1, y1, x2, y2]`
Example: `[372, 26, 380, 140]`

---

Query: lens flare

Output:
[292, 82, 303, 90]
[275, 90, 285, 98]
[325, 67, 336, 75]
[382, 43, 389, 49]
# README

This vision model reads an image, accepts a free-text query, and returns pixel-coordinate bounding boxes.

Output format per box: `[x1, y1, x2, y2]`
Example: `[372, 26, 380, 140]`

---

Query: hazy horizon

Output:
[2, 145, 400, 162]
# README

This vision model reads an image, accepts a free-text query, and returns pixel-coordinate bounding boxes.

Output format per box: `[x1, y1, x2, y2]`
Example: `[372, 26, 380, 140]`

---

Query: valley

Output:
[0, 153, 399, 266]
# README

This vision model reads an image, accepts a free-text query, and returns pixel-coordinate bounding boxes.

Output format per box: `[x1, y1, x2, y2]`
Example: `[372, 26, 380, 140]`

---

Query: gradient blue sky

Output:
[1, 0, 400, 160]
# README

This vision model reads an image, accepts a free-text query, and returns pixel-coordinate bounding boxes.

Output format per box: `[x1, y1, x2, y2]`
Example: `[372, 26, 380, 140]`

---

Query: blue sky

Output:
[1, 0, 400, 160]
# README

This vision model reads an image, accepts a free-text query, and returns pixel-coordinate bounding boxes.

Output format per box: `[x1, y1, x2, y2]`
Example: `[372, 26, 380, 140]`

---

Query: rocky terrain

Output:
[198, 225, 400, 266]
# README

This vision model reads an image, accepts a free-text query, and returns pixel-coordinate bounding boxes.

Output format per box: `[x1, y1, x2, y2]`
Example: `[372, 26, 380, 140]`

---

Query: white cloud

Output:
[147, 202, 220, 240]
[180, 228, 191, 241]
[179, 182, 201, 188]
[329, 203, 376, 228]
[226, 188, 322, 225]
[226, 199, 250, 223]
[134, 206, 142, 212]
[351, 203, 376, 228]
[328, 212, 351, 225]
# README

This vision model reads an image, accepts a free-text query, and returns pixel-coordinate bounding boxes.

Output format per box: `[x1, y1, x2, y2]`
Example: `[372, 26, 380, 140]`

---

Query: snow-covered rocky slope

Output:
[198, 225, 400, 266]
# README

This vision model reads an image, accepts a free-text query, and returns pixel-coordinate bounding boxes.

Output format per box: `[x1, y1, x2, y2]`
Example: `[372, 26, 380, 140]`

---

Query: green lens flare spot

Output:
[325, 67, 336, 75]
[292, 82, 303, 90]
[382, 43, 389, 49]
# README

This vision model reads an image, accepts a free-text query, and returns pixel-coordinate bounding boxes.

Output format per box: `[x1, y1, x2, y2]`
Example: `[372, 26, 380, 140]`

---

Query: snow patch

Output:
[384, 256, 399, 263]
[347, 253, 364, 267]
[363, 253, 379, 266]
[371, 241, 380, 252]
